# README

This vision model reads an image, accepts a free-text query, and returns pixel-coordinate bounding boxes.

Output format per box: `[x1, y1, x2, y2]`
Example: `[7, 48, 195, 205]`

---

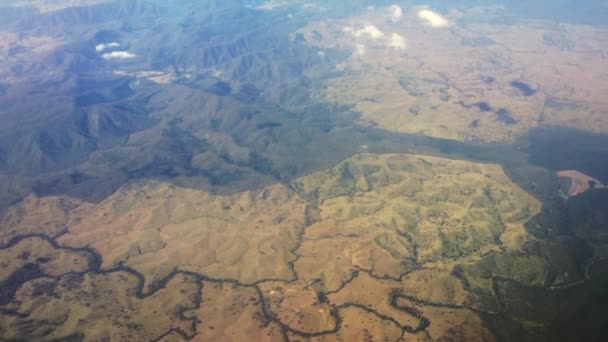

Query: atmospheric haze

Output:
[0, 1, 607, 341]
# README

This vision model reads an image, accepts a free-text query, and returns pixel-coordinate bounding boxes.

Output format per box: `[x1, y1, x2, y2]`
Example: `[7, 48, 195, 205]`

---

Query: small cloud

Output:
[356, 44, 367, 55]
[95, 42, 120, 52]
[256, 1, 288, 10]
[302, 3, 325, 11]
[353, 25, 384, 39]
[389, 5, 403, 21]
[210, 68, 223, 78]
[418, 9, 449, 28]
[102, 51, 136, 60]
[388, 33, 406, 50]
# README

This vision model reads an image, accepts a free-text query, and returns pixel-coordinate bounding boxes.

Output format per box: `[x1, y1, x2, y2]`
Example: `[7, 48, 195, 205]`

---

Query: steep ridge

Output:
[1, 2, 608, 340]
[0, 0, 359, 207]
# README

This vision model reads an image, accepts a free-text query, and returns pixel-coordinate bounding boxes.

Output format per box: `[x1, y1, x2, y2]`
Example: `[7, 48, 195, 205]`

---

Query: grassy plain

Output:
[298, 6, 608, 142]
[0, 153, 546, 340]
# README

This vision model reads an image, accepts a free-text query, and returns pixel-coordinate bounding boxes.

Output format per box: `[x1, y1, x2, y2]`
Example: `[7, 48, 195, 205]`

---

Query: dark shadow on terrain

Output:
[483, 259, 608, 342]
[6, 0, 604, 214]
[2, 2, 608, 340]
[496, 108, 518, 125]
[526, 127, 608, 184]
[510, 81, 537, 96]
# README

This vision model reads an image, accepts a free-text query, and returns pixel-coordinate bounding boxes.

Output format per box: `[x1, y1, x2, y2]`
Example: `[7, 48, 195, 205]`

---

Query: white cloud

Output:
[256, 1, 288, 10]
[388, 33, 406, 50]
[302, 3, 325, 11]
[418, 9, 449, 28]
[95, 42, 120, 52]
[102, 51, 136, 60]
[353, 25, 384, 39]
[210, 68, 223, 78]
[356, 44, 367, 55]
[389, 5, 403, 21]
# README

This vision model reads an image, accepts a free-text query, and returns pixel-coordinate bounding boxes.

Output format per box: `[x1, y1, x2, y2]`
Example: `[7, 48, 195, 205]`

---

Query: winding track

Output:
[0, 209, 601, 341]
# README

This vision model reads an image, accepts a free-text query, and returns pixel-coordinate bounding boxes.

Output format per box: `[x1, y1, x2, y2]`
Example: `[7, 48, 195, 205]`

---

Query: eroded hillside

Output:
[1, 1, 608, 341]
[0, 153, 557, 340]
